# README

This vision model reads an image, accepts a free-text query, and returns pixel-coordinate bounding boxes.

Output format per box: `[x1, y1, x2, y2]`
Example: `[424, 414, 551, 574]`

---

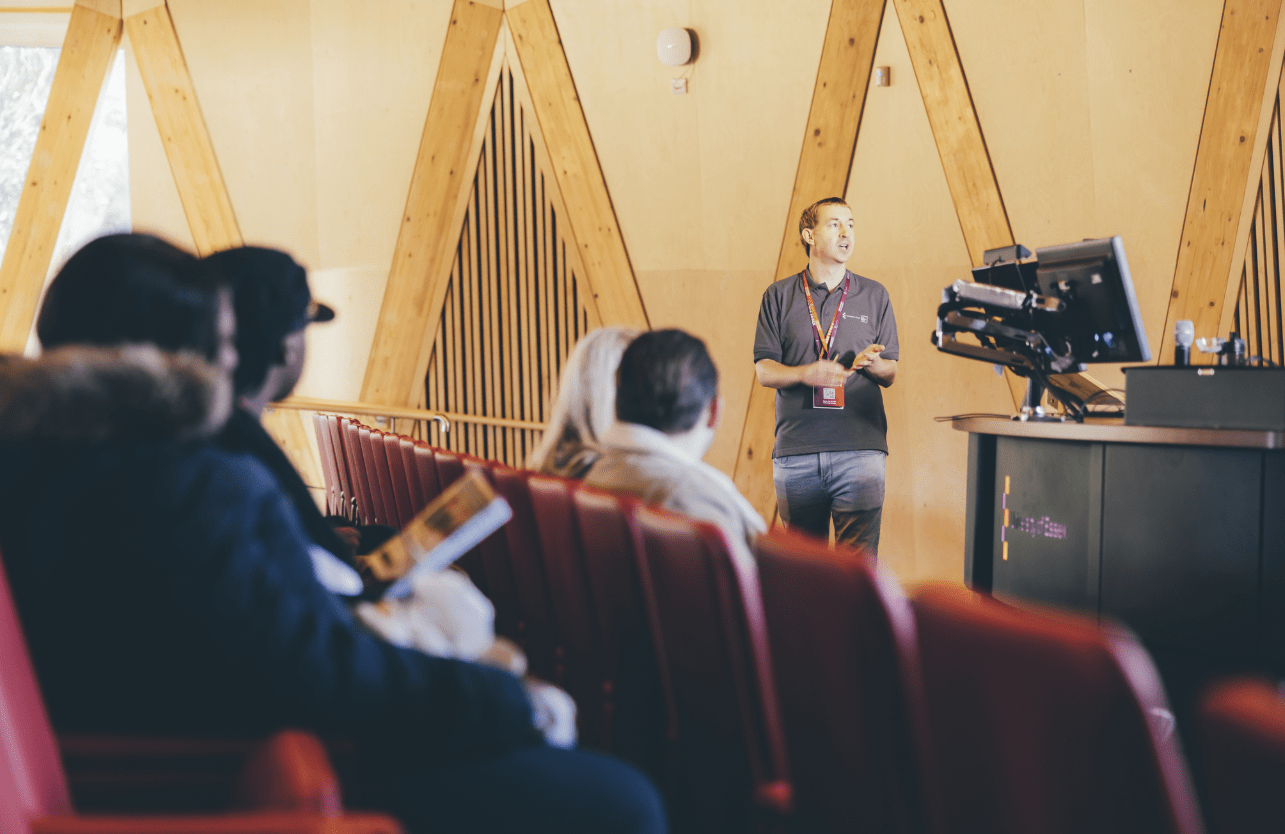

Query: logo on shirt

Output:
[843, 313, 868, 323]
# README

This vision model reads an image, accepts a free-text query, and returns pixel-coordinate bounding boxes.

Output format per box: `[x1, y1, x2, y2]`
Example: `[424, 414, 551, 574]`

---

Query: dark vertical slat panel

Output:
[1252, 192, 1265, 357]
[1269, 92, 1279, 362]
[412, 71, 602, 461]
[464, 168, 482, 456]
[542, 179, 556, 421]
[517, 113, 536, 460]
[480, 102, 498, 460]
[499, 68, 518, 466]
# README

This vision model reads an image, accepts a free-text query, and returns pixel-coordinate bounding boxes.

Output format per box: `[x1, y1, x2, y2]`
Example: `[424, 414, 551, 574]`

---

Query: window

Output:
[0, 42, 129, 352]
[0, 44, 130, 272]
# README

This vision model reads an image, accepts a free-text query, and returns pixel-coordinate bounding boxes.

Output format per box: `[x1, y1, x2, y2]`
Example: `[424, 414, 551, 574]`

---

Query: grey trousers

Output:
[772, 450, 886, 555]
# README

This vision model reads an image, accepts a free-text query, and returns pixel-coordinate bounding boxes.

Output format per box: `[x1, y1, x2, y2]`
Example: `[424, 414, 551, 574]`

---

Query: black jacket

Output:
[0, 346, 536, 766]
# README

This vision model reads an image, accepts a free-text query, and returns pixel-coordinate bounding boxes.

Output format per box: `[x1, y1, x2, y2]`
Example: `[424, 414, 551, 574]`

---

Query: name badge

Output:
[813, 385, 844, 409]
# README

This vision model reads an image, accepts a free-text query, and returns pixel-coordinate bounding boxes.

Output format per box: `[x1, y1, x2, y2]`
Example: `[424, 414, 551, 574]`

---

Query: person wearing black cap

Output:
[202, 246, 375, 595]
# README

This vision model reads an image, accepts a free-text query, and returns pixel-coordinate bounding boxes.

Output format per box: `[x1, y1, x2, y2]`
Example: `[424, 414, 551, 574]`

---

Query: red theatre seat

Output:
[489, 467, 560, 683]
[339, 418, 376, 525]
[633, 506, 792, 830]
[526, 475, 608, 748]
[0, 553, 401, 834]
[1197, 677, 1285, 834]
[912, 584, 1204, 834]
[754, 530, 932, 834]
[570, 487, 671, 783]
[379, 433, 415, 528]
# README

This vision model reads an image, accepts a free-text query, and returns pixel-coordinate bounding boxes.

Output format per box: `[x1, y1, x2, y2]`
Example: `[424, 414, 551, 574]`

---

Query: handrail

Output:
[270, 396, 547, 432]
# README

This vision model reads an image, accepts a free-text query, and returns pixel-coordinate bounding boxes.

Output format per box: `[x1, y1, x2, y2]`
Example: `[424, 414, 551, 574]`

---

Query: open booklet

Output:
[357, 469, 512, 599]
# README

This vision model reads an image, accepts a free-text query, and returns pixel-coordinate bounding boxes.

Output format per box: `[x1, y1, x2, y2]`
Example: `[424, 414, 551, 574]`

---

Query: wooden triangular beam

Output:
[362, 0, 646, 409]
[1167, 0, 1285, 362]
[125, 0, 242, 255]
[891, 0, 1025, 410]
[890, 0, 1013, 267]
[0, 0, 241, 354]
[360, 0, 506, 407]
[731, 0, 887, 517]
[506, 0, 648, 331]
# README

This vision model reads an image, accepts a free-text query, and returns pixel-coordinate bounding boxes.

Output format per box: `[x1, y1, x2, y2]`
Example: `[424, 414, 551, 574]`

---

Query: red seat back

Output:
[634, 506, 792, 827]
[409, 442, 440, 508]
[1197, 677, 1285, 833]
[490, 468, 560, 683]
[311, 414, 341, 516]
[340, 418, 375, 524]
[356, 427, 395, 527]
[325, 415, 356, 521]
[571, 488, 672, 779]
[431, 447, 465, 491]
[380, 434, 415, 528]
[527, 475, 606, 747]
[912, 585, 1204, 834]
[0, 555, 71, 832]
[754, 531, 931, 834]
[397, 439, 425, 514]
[454, 458, 521, 645]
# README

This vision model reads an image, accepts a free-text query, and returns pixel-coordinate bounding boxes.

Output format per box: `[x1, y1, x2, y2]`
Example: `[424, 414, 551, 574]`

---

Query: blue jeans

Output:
[772, 450, 886, 555]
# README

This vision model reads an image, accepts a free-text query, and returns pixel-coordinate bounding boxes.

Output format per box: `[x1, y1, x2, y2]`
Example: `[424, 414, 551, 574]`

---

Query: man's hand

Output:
[854, 343, 897, 388]
[851, 344, 884, 371]
[800, 359, 855, 387]
[757, 358, 854, 389]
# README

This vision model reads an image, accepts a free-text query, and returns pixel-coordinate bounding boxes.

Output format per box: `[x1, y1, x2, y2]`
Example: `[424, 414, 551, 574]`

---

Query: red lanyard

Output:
[802, 269, 850, 360]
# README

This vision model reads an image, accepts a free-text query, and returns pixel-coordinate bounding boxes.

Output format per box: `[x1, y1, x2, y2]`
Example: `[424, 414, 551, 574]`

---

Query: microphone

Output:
[1174, 320, 1194, 366]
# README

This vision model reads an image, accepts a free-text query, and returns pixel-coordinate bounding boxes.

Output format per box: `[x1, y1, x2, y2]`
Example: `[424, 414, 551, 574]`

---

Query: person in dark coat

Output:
[2, 233, 665, 834]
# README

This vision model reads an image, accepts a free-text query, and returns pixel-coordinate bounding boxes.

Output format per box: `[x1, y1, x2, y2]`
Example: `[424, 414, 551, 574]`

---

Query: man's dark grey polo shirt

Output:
[753, 269, 899, 458]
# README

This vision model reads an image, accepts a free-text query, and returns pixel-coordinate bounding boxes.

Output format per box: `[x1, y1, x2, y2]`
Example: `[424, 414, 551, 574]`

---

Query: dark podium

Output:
[956, 416, 1285, 671]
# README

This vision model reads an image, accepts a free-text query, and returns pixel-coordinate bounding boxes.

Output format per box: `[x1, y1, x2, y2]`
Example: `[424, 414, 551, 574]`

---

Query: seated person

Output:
[585, 329, 765, 564]
[200, 245, 371, 594]
[43, 241, 365, 596]
[1, 233, 665, 834]
[527, 326, 638, 478]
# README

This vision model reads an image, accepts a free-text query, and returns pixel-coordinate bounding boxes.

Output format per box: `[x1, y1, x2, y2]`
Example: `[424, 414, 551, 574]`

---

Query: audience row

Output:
[0, 234, 665, 833]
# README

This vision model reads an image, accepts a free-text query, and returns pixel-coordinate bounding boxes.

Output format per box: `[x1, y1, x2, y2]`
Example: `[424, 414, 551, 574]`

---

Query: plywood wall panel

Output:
[308, 1, 448, 271]
[1084, 0, 1224, 382]
[163, 0, 317, 261]
[126, 2, 240, 255]
[945, 0, 1093, 252]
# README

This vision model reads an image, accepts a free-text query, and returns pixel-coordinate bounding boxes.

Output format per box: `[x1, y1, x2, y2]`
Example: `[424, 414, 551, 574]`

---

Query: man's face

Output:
[215, 291, 239, 373]
[271, 329, 307, 402]
[803, 203, 855, 266]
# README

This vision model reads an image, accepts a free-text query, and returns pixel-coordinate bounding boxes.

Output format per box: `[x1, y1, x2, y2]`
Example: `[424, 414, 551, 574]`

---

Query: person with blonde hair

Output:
[528, 326, 639, 478]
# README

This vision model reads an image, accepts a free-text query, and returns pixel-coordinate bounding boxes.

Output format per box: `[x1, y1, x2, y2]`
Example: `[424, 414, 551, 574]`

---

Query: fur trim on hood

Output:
[0, 344, 232, 443]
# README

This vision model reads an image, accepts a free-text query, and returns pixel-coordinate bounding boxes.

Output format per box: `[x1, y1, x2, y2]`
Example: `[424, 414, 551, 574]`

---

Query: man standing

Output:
[753, 197, 898, 554]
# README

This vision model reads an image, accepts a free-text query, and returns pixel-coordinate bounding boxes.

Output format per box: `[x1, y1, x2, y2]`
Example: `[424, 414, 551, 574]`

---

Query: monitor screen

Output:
[1034, 236, 1151, 365]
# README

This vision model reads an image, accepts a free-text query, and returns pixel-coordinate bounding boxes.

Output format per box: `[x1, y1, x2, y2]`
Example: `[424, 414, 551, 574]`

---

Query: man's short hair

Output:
[798, 196, 849, 257]
[616, 329, 718, 434]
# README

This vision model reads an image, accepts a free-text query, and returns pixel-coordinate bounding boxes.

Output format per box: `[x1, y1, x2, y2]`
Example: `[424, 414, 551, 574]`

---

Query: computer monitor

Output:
[1033, 236, 1151, 366]
[933, 235, 1152, 420]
